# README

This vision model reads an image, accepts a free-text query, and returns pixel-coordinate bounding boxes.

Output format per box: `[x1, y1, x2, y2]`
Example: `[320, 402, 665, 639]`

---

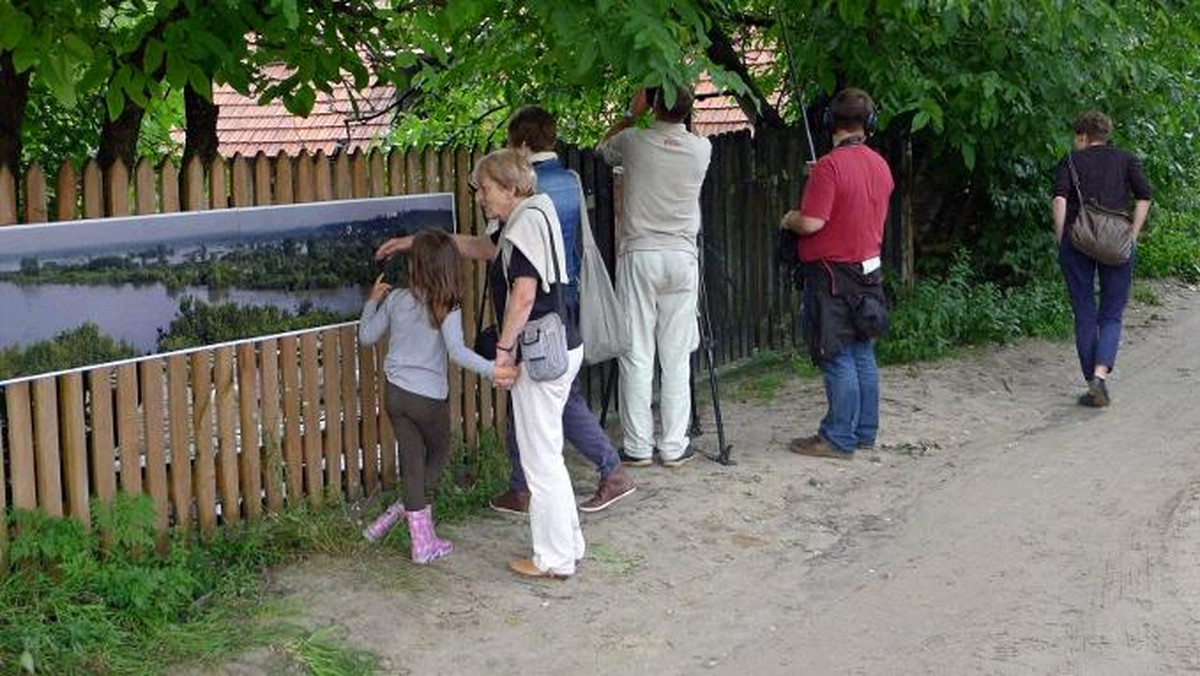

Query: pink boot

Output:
[363, 499, 405, 541]
[405, 506, 452, 564]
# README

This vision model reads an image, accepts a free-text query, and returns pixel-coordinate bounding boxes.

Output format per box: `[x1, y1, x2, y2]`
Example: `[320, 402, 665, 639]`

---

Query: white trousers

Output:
[616, 250, 700, 459]
[512, 346, 585, 575]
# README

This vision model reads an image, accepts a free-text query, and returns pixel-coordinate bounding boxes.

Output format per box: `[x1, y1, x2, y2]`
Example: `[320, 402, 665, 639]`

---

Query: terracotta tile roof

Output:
[182, 64, 397, 158]
[693, 48, 780, 137]
[181, 50, 778, 155]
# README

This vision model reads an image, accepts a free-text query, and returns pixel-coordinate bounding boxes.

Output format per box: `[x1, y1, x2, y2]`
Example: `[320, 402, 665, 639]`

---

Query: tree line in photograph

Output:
[1, 216, 399, 292]
[0, 299, 352, 383]
[0, 214, 426, 382]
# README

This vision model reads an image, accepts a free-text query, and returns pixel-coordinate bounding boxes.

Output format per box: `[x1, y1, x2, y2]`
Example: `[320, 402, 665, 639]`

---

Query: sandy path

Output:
[230, 281, 1200, 675]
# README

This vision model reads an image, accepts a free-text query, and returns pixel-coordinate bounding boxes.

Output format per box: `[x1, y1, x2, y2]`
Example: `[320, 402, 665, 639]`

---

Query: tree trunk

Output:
[98, 100, 146, 171]
[704, 24, 786, 129]
[0, 51, 32, 172]
[184, 82, 220, 166]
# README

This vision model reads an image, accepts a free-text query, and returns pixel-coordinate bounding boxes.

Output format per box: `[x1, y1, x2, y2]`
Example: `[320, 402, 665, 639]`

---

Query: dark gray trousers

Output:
[385, 382, 450, 511]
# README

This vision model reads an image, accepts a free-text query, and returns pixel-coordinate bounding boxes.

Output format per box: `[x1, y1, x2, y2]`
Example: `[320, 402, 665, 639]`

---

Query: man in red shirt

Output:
[781, 88, 894, 459]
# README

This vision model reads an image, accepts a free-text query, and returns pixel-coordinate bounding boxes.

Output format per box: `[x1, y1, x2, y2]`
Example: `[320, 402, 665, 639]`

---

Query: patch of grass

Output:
[712, 350, 821, 404]
[0, 445, 512, 676]
[278, 626, 380, 676]
[587, 542, 645, 577]
[1131, 281, 1161, 306]
[730, 371, 786, 403]
[788, 353, 821, 378]
[261, 502, 379, 557]
[0, 494, 307, 675]
[434, 428, 511, 524]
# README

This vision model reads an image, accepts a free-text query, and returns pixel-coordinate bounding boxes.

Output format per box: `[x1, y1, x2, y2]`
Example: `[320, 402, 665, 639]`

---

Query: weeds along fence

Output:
[0, 126, 912, 556]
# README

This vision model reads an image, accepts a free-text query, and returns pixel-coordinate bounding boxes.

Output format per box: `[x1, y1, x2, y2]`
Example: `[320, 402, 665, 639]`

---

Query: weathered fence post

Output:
[23, 162, 46, 223]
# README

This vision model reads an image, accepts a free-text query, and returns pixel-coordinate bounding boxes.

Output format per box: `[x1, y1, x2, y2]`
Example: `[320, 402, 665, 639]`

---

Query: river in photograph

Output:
[0, 281, 365, 353]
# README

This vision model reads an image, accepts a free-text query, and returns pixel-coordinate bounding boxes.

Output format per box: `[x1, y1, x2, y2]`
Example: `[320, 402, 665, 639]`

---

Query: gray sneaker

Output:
[617, 448, 653, 467]
[1079, 379, 1110, 407]
[660, 445, 696, 468]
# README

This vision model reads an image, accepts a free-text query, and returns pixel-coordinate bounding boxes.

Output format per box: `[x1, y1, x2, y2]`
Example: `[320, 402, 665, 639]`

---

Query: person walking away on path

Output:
[486, 105, 636, 516]
[597, 86, 712, 468]
[359, 228, 513, 563]
[781, 87, 894, 461]
[1051, 110, 1152, 407]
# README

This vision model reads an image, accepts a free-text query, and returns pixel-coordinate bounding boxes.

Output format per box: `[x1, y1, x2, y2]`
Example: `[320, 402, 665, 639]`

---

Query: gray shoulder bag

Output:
[513, 207, 570, 381]
[571, 177, 630, 365]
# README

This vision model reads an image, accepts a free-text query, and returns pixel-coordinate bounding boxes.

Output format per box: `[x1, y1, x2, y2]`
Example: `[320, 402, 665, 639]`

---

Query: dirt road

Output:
[258, 281, 1200, 675]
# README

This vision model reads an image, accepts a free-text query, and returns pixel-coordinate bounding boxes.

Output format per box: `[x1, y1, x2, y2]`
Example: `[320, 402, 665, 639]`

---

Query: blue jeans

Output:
[817, 340, 880, 453]
[1058, 238, 1134, 382]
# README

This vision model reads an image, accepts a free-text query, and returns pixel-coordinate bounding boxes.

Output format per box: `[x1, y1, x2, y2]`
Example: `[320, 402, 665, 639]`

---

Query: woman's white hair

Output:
[471, 148, 537, 197]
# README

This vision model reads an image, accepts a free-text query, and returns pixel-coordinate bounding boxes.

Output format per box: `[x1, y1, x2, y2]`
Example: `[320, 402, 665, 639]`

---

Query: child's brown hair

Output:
[409, 228, 462, 327]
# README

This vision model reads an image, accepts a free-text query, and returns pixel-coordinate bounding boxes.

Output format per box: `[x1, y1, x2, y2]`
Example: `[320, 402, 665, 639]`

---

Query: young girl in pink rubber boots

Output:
[359, 228, 513, 563]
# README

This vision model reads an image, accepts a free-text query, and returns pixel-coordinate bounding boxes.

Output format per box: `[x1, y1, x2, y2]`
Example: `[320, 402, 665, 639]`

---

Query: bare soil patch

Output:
[209, 281, 1200, 675]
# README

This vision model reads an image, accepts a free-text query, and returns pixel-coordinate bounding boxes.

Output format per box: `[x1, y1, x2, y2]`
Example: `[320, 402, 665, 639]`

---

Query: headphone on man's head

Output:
[821, 93, 878, 134]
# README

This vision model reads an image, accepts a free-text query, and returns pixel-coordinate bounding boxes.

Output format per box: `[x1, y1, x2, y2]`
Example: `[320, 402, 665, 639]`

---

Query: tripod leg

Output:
[705, 339, 732, 465]
[695, 245, 734, 466]
[599, 362, 619, 429]
[689, 357, 703, 437]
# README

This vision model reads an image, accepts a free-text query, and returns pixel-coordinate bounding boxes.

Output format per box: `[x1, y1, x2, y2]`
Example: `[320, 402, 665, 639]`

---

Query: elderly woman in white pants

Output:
[476, 149, 586, 578]
[376, 149, 585, 577]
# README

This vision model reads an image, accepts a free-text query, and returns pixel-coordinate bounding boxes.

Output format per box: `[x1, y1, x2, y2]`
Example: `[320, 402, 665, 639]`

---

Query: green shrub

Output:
[974, 215, 1061, 287]
[1, 495, 259, 674]
[0, 493, 362, 675]
[0, 428, 511, 674]
[878, 251, 1072, 364]
[1137, 209, 1200, 282]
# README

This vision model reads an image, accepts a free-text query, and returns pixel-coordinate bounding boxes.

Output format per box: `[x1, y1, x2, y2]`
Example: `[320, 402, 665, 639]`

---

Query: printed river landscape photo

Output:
[0, 194, 454, 384]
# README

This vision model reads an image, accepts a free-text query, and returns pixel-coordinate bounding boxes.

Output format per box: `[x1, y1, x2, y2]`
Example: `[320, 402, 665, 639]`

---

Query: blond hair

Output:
[471, 148, 537, 197]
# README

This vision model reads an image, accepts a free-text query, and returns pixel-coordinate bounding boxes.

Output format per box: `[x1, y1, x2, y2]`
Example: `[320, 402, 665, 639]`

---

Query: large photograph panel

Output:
[0, 194, 454, 384]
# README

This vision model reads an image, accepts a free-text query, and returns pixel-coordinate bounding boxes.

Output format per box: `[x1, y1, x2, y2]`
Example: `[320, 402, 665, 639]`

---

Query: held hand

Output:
[493, 364, 519, 389]
[494, 351, 518, 389]
[368, 273, 392, 303]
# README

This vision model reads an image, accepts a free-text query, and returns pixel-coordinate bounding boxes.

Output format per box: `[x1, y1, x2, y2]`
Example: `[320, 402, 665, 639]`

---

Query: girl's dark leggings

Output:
[384, 382, 450, 511]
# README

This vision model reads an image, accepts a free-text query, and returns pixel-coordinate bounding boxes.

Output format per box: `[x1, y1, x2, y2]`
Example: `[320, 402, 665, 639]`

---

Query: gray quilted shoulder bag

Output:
[513, 206, 569, 381]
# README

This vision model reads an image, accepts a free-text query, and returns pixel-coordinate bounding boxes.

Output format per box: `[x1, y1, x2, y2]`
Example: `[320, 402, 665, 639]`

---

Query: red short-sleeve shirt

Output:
[797, 143, 894, 263]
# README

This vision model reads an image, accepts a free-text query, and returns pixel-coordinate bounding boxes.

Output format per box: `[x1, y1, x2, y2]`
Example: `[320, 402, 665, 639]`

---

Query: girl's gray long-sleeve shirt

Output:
[359, 289, 494, 400]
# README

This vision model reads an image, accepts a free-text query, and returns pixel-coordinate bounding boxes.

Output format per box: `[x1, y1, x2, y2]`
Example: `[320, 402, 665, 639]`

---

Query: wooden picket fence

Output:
[0, 146, 534, 558]
[0, 126, 912, 560]
[0, 326, 416, 537]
